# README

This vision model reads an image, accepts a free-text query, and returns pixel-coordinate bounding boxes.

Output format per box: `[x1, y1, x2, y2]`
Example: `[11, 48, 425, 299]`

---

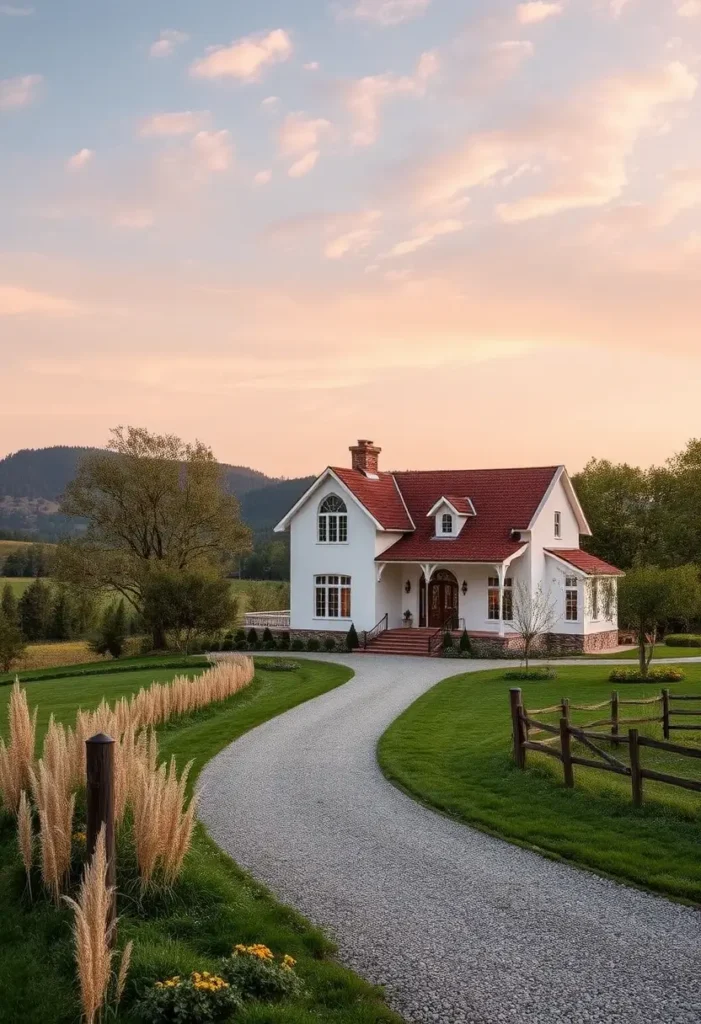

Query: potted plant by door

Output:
[403, 609, 414, 628]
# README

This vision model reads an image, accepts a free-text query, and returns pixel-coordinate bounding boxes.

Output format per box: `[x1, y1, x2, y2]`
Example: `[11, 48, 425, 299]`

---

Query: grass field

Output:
[379, 664, 701, 903]
[0, 577, 38, 597]
[589, 645, 701, 660]
[0, 540, 57, 559]
[0, 656, 402, 1024]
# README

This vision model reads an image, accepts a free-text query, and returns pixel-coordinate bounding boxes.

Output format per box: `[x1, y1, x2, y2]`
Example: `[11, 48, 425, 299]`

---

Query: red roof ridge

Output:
[391, 465, 561, 475]
[545, 548, 624, 576]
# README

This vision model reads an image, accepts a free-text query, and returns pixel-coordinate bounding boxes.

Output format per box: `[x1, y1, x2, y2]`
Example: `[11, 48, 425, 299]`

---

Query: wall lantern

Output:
[461, 580, 468, 595]
[404, 579, 412, 594]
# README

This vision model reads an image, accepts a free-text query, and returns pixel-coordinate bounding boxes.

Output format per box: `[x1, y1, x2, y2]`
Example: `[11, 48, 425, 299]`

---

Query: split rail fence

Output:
[509, 687, 701, 808]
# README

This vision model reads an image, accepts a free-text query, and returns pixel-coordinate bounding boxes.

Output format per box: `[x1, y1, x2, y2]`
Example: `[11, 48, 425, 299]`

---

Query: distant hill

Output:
[0, 446, 314, 539]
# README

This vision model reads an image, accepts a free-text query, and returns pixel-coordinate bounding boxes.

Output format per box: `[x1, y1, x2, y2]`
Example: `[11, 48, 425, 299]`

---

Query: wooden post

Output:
[86, 733, 116, 934]
[509, 688, 526, 769]
[560, 717, 574, 788]
[560, 697, 570, 723]
[629, 728, 643, 808]
[662, 688, 670, 740]
[611, 690, 619, 746]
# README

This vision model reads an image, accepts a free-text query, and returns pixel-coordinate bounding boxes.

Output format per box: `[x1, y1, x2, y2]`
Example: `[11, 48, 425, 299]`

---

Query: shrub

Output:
[346, 623, 359, 651]
[442, 648, 461, 659]
[136, 972, 242, 1023]
[503, 668, 557, 681]
[279, 631, 290, 649]
[263, 639, 277, 651]
[221, 945, 302, 1003]
[221, 633, 233, 652]
[262, 626, 274, 643]
[246, 628, 258, 648]
[234, 629, 247, 644]
[323, 635, 336, 651]
[442, 631, 454, 651]
[306, 637, 320, 652]
[459, 629, 472, 654]
[252, 659, 299, 672]
[234, 639, 248, 651]
[609, 667, 686, 683]
[665, 634, 701, 648]
[291, 638, 304, 651]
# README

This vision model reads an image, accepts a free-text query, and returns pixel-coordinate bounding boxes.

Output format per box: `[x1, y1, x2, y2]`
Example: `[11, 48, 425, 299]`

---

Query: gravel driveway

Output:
[199, 655, 701, 1024]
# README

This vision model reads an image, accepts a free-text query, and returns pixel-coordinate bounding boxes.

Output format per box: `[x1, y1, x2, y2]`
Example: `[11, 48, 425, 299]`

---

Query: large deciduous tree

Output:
[55, 426, 250, 648]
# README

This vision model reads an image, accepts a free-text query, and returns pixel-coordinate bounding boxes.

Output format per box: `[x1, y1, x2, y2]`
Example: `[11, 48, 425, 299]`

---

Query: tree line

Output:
[1, 543, 54, 578]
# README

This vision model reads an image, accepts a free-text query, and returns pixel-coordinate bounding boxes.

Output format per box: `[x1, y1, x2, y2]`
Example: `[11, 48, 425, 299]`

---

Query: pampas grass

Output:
[31, 757, 76, 903]
[17, 789, 33, 898]
[63, 827, 115, 1024]
[0, 680, 37, 813]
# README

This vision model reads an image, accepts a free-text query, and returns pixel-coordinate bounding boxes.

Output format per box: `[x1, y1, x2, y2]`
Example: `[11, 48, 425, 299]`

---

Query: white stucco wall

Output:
[289, 477, 380, 631]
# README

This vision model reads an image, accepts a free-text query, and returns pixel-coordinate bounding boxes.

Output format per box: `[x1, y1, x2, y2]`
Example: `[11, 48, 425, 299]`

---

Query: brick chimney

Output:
[349, 439, 381, 476]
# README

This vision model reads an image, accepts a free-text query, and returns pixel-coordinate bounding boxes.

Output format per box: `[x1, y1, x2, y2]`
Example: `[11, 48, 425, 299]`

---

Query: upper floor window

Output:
[441, 512, 453, 535]
[554, 511, 562, 539]
[318, 495, 348, 543]
[565, 576, 578, 621]
[488, 577, 513, 621]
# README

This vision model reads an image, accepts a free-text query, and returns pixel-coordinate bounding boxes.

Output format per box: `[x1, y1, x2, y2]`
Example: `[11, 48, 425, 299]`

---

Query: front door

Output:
[428, 570, 459, 628]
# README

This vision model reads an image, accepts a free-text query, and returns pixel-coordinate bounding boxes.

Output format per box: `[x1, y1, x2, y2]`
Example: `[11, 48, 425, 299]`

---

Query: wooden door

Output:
[428, 571, 458, 628]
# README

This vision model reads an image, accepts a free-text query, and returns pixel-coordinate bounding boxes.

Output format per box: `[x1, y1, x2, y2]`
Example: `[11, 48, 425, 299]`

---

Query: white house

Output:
[273, 440, 623, 656]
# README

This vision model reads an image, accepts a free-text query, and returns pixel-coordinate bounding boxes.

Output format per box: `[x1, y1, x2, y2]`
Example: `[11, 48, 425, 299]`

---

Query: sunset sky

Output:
[2, 0, 701, 477]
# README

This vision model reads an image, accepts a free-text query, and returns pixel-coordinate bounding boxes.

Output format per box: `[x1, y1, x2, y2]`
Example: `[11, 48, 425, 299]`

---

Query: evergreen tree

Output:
[0, 612, 26, 672]
[18, 578, 52, 640]
[346, 623, 359, 651]
[50, 586, 75, 640]
[1, 582, 19, 624]
[89, 601, 127, 659]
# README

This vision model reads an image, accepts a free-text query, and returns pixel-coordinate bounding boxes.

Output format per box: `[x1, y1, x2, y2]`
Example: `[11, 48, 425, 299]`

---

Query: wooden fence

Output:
[509, 687, 701, 808]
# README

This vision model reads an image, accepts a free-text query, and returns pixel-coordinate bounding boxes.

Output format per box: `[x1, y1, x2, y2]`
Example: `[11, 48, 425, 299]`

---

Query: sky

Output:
[1, 0, 701, 477]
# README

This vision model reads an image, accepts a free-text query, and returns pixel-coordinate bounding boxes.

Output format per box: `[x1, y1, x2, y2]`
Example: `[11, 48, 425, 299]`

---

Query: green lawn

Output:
[379, 664, 701, 903]
[0, 656, 402, 1024]
[587, 646, 701, 660]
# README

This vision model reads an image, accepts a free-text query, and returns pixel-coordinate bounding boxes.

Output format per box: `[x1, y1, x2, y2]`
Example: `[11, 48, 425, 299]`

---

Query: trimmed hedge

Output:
[503, 668, 557, 681]
[665, 634, 701, 648]
[609, 667, 686, 683]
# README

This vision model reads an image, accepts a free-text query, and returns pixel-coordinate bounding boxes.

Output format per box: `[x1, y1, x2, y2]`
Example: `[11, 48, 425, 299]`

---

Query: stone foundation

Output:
[464, 630, 620, 659]
[285, 628, 349, 646]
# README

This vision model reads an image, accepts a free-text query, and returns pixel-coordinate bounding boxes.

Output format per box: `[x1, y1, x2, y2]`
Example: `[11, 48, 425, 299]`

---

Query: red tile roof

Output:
[375, 467, 560, 563]
[331, 467, 414, 531]
[442, 496, 475, 516]
[545, 549, 624, 576]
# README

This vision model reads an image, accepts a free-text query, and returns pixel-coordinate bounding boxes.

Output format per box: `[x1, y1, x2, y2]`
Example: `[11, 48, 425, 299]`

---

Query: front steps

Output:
[359, 627, 442, 657]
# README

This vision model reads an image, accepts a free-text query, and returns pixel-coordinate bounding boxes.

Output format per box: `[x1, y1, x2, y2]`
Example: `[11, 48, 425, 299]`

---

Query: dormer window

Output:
[441, 513, 453, 535]
[318, 495, 348, 543]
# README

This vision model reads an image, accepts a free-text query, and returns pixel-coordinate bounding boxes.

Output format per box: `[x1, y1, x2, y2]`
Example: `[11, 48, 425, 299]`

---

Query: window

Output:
[318, 495, 348, 543]
[554, 511, 562, 539]
[488, 577, 513, 621]
[565, 576, 578, 621]
[315, 575, 351, 618]
[591, 578, 600, 620]
[441, 512, 453, 534]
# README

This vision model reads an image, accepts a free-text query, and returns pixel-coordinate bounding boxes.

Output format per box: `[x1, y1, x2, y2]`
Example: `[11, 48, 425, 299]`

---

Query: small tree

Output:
[511, 582, 559, 671]
[618, 564, 701, 677]
[459, 629, 472, 653]
[346, 624, 359, 651]
[1, 582, 19, 624]
[442, 630, 454, 651]
[0, 611, 26, 672]
[141, 569, 237, 653]
[18, 577, 53, 641]
[90, 601, 128, 659]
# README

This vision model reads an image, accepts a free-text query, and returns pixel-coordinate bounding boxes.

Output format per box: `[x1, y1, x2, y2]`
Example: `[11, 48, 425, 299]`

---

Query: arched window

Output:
[441, 512, 453, 535]
[318, 495, 348, 543]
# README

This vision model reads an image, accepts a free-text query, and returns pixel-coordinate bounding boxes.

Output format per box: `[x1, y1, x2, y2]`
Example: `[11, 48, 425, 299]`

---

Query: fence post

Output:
[86, 733, 117, 935]
[629, 728, 643, 808]
[560, 697, 570, 723]
[611, 690, 619, 746]
[662, 688, 670, 740]
[559, 717, 574, 788]
[509, 688, 526, 769]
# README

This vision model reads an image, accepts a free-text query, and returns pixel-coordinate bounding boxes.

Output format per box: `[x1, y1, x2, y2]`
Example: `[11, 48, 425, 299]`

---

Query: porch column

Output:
[420, 564, 436, 628]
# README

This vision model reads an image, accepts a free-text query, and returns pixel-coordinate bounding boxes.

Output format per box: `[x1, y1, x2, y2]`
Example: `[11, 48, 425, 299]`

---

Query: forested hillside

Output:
[0, 446, 312, 541]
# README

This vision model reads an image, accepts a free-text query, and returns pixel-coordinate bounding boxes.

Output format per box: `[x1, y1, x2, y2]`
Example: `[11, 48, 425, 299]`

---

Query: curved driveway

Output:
[199, 655, 701, 1024]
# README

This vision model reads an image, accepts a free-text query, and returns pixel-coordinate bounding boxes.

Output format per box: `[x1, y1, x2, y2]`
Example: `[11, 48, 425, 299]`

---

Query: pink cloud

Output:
[139, 111, 211, 137]
[0, 73, 42, 110]
[346, 51, 438, 146]
[190, 29, 292, 82]
[149, 29, 188, 58]
[516, 2, 564, 24]
[339, 0, 432, 26]
[66, 148, 94, 172]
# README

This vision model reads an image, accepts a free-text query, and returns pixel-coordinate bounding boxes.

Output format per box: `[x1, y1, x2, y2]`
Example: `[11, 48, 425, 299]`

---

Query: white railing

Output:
[244, 610, 290, 629]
